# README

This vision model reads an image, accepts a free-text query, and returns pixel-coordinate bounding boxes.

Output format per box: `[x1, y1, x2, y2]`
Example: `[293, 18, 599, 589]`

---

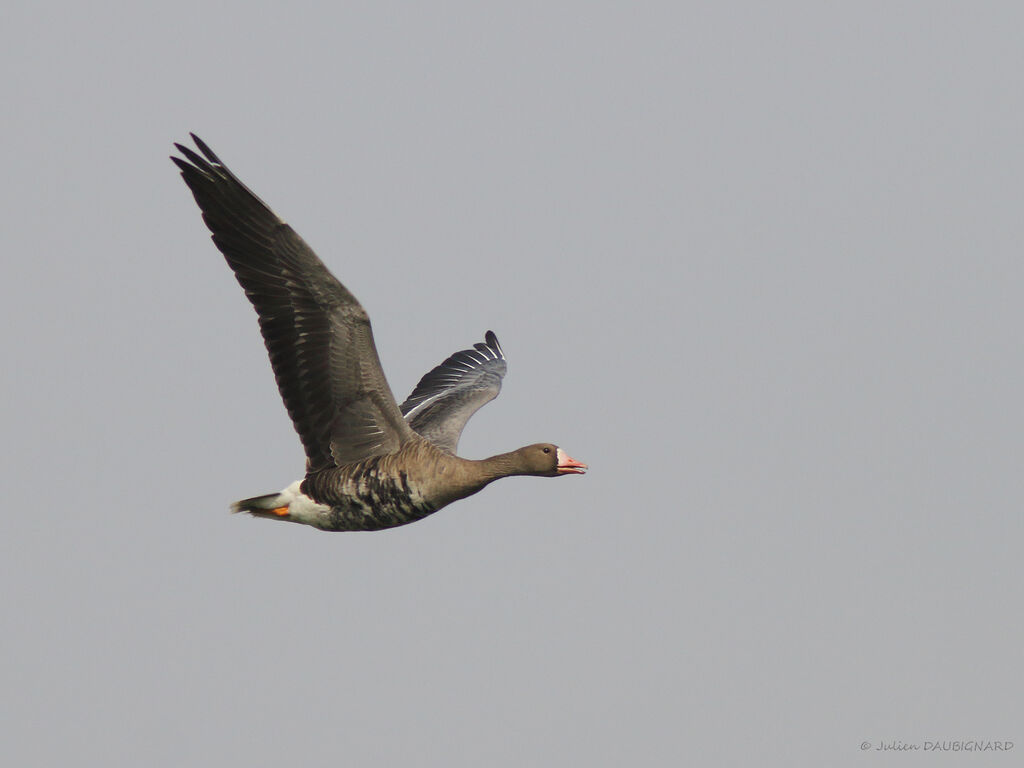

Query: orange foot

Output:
[271, 506, 290, 516]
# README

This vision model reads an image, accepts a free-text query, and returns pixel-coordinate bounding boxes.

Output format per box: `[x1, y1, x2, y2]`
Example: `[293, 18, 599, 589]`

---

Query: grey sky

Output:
[3, 2, 1022, 765]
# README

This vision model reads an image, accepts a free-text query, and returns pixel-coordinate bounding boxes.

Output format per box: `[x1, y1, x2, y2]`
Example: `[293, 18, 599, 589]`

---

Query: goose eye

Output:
[543, 447, 551, 454]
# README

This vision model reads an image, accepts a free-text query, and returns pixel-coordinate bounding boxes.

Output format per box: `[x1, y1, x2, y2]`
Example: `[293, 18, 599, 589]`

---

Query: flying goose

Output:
[172, 135, 586, 532]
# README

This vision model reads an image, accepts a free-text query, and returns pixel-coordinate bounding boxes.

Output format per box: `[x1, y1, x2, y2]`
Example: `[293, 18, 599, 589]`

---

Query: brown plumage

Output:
[172, 135, 586, 532]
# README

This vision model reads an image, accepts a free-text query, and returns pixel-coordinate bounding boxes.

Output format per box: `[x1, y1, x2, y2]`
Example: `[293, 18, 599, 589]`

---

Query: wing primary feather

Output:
[399, 332, 508, 453]
[172, 135, 414, 469]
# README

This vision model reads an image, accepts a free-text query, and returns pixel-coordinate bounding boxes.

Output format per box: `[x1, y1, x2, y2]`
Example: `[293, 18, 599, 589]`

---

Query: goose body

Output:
[172, 135, 585, 532]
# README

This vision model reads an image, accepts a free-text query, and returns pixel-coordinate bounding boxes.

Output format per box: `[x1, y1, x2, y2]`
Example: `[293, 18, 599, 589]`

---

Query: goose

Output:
[172, 135, 586, 532]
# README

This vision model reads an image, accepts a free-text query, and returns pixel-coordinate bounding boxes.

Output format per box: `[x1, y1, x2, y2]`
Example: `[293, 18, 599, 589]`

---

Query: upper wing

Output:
[400, 331, 507, 454]
[172, 135, 414, 470]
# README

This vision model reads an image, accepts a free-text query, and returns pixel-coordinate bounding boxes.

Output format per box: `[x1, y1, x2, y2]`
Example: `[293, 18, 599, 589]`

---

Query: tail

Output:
[231, 491, 290, 518]
[230, 480, 325, 526]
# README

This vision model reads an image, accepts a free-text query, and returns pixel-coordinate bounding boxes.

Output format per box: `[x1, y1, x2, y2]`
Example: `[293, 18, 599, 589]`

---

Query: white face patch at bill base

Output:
[555, 448, 587, 474]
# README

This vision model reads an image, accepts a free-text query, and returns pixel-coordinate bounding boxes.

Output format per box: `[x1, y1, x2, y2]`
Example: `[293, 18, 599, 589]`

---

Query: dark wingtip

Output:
[171, 141, 210, 170]
[189, 133, 223, 165]
[484, 330, 503, 356]
[170, 142, 191, 167]
[171, 135, 224, 172]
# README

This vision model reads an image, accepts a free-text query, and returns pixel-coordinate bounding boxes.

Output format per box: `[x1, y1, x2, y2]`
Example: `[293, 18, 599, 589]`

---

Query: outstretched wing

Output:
[172, 135, 414, 470]
[400, 331, 507, 454]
